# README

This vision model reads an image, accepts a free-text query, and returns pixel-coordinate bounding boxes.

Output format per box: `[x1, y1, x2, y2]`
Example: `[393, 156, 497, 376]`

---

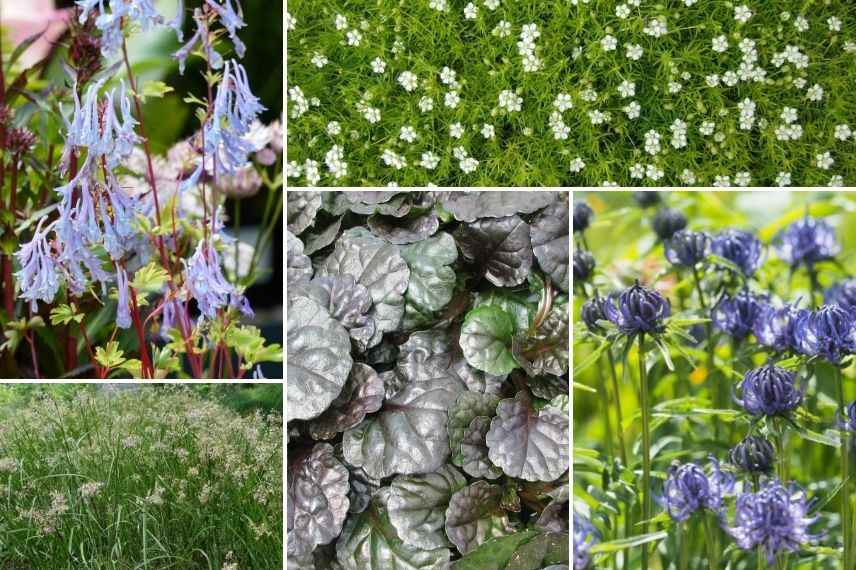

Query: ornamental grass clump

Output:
[0, 0, 283, 379]
[573, 192, 856, 569]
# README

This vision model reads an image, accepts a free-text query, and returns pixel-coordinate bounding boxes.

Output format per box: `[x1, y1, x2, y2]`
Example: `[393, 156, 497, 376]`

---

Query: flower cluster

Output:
[661, 457, 734, 521]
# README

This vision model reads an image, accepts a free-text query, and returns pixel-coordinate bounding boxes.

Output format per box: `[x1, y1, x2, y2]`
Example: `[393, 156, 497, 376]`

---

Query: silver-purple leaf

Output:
[455, 215, 533, 287]
[292, 275, 376, 351]
[308, 363, 385, 440]
[485, 393, 570, 482]
[530, 200, 569, 292]
[445, 481, 514, 555]
[461, 416, 502, 480]
[287, 231, 313, 287]
[286, 296, 353, 422]
[387, 465, 467, 549]
[368, 211, 440, 245]
[401, 232, 458, 312]
[288, 191, 322, 235]
[448, 392, 501, 466]
[440, 191, 557, 223]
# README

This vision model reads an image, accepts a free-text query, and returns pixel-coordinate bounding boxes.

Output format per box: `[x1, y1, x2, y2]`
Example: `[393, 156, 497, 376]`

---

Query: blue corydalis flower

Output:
[205, 0, 246, 57]
[736, 364, 802, 417]
[14, 219, 61, 311]
[727, 480, 819, 564]
[712, 290, 765, 341]
[604, 281, 670, 336]
[573, 250, 595, 283]
[661, 457, 734, 522]
[573, 513, 598, 570]
[181, 60, 267, 191]
[580, 295, 608, 334]
[712, 229, 763, 277]
[175, 1, 246, 74]
[665, 229, 710, 267]
[77, 0, 183, 56]
[652, 207, 687, 241]
[573, 201, 593, 233]
[792, 304, 856, 363]
[825, 278, 856, 310]
[729, 435, 775, 474]
[185, 239, 252, 320]
[115, 264, 132, 329]
[753, 302, 804, 353]
[773, 216, 840, 269]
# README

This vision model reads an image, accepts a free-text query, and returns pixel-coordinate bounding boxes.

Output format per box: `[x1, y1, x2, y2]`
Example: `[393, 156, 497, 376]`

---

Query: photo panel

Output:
[287, 190, 570, 568]
[572, 190, 856, 569]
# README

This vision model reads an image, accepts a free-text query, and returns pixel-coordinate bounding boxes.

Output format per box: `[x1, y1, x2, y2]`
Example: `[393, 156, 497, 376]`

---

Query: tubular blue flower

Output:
[736, 364, 802, 417]
[727, 479, 820, 564]
[633, 191, 660, 208]
[661, 457, 734, 522]
[580, 295, 608, 334]
[184, 238, 252, 320]
[825, 278, 856, 310]
[573, 513, 599, 570]
[573, 250, 595, 283]
[573, 201, 593, 233]
[729, 435, 775, 474]
[712, 290, 765, 341]
[115, 264, 132, 329]
[205, 0, 247, 58]
[77, 0, 182, 56]
[753, 302, 804, 353]
[791, 304, 856, 363]
[652, 207, 687, 241]
[14, 219, 61, 311]
[603, 281, 671, 336]
[712, 229, 763, 277]
[182, 60, 267, 192]
[63, 80, 141, 166]
[664, 229, 710, 267]
[773, 216, 840, 269]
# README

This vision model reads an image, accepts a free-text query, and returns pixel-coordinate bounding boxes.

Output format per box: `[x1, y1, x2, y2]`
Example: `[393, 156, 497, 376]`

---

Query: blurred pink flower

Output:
[0, 0, 69, 68]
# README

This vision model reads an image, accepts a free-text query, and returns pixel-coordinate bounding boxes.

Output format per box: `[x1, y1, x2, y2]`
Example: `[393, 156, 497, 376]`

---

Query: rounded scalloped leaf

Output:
[485, 393, 570, 482]
[287, 231, 313, 287]
[460, 305, 519, 376]
[452, 530, 569, 570]
[513, 298, 569, 377]
[448, 392, 501, 466]
[441, 192, 558, 223]
[288, 191, 322, 235]
[387, 465, 468, 550]
[455, 215, 533, 287]
[461, 416, 503, 480]
[342, 361, 465, 479]
[308, 363, 385, 440]
[287, 443, 350, 556]
[445, 481, 514, 555]
[368, 211, 440, 245]
[336, 487, 451, 570]
[286, 296, 353, 422]
[401, 231, 459, 313]
[530, 199, 569, 292]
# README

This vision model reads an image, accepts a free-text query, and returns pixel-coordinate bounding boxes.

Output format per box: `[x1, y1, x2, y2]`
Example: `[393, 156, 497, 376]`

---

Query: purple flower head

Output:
[633, 191, 660, 208]
[752, 301, 804, 353]
[712, 290, 765, 341]
[773, 216, 840, 269]
[661, 457, 734, 522]
[115, 264, 132, 329]
[836, 400, 856, 433]
[736, 364, 802, 417]
[580, 295, 608, 334]
[791, 304, 856, 363]
[825, 278, 856, 310]
[573, 201, 593, 233]
[665, 229, 710, 268]
[573, 513, 599, 570]
[573, 250, 595, 283]
[727, 479, 820, 564]
[159, 297, 193, 341]
[205, 0, 246, 57]
[652, 207, 687, 241]
[14, 219, 61, 311]
[64, 80, 141, 167]
[712, 229, 763, 277]
[184, 237, 252, 320]
[729, 435, 775, 474]
[603, 281, 671, 336]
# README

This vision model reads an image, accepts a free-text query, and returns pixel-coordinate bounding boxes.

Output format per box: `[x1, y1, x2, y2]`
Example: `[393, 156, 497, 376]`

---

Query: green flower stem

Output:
[753, 475, 763, 570]
[595, 360, 616, 463]
[679, 522, 689, 570]
[837, 365, 851, 570]
[638, 333, 653, 570]
[607, 350, 629, 469]
[703, 514, 718, 570]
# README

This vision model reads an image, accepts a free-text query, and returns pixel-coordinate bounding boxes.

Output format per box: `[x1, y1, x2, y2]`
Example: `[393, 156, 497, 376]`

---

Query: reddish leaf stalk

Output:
[129, 287, 153, 379]
[2, 155, 19, 317]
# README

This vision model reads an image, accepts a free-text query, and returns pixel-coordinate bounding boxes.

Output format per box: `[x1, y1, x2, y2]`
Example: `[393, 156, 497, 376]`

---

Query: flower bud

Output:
[729, 436, 775, 474]
[652, 207, 687, 240]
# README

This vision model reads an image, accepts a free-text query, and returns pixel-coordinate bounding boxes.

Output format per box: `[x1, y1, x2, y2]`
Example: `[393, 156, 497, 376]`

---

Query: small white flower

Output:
[481, 124, 496, 139]
[588, 110, 608, 125]
[712, 35, 729, 53]
[398, 71, 418, 91]
[569, 157, 586, 173]
[400, 125, 418, 143]
[449, 122, 464, 139]
[493, 20, 512, 37]
[444, 90, 460, 108]
[705, 74, 720, 87]
[780, 107, 798, 124]
[618, 80, 635, 98]
[643, 18, 667, 38]
[776, 171, 792, 187]
[680, 169, 697, 185]
[554, 93, 573, 112]
[625, 43, 643, 60]
[285, 12, 296, 31]
[326, 121, 341, 136]
[835, 124, 852, 141]
[601, 35, 618, 51]
[521, 52, 542, 72]
[325, 145, 348, 179]
[829, 175, 845, 187]
[498, 90, 523, 112]
[668, 81, 683, 94]
[794, 16, 809, 32]
[420, 151, 440, 169]
[713, 175, 732, 187]
[829, 17, 843, 32]
[816, 151, 834, 170]
[381, 149, 407, 170]
[418, 96, 434, 112]
[735, 171, 752, 186]
[700, 121, 715, 136]
[484, 0, 500, 9]
[615, 4, 630, 18]
[371, 58, 386, 74]
[311, 52, 328, 68]
[644, 130, 661, 155]
[630, 163, 645, 179]
[334, 14, 348, 31]
[464, 2, 478, 19]
[734, 5, 752, 23]
[806, 84, 825, 102]
[646, 164, 664, 181]
[440, 67, 457, 86]
[429, 0, 448, 11]
[346, 29, 363, 46]
[460, 156, 479, 173]
[624, 101, 641, 119]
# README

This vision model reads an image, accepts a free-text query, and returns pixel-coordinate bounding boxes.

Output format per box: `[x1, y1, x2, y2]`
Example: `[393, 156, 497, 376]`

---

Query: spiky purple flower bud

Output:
[727, 479, 819, 564]
[773, 216, 840, 269]
[580, 295, 608, 334]
[712, 290, 765, 341]
[736, 364, 802, 417]
[825, 278, 856, 310]
[652, 207, 687, 241]
[573, 250, 595, 283]
[729, 436, 775, 474]
[753, 302, 804, 353]
[603, 281, 671, 336]
[712, 229, 762, 277]
[661, 457, 734, 522]
[573, 201, 593, 233]
[791, 304, 856, 363]
[665, 229, 710, 267]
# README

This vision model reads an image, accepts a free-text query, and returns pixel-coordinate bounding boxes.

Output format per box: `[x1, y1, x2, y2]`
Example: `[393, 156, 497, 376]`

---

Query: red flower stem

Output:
[25, 309, 39, 379]
[128, 286, 153, 379]
[77, 320, 100, 378]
